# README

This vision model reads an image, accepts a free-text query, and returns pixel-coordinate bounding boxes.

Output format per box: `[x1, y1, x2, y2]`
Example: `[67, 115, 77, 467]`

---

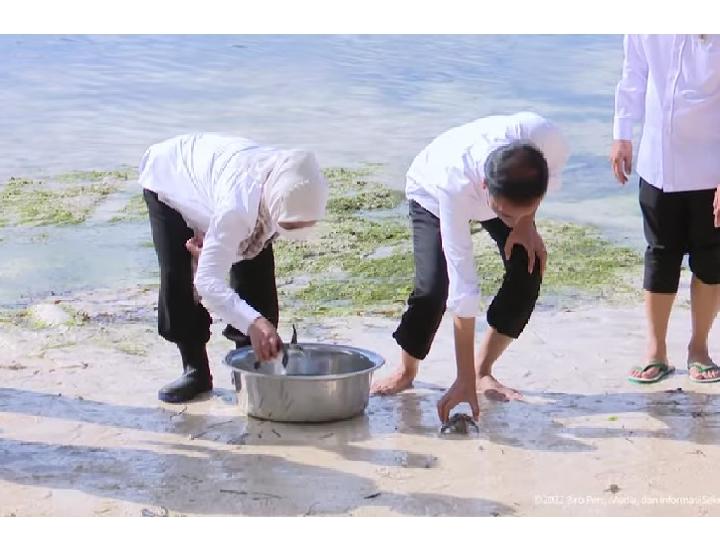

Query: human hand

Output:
[185, 233, 204, 260]
[186, 233, 205, 304]
[504, 219, 546, 275]
[248, 317, 284, 361]
[610, 140, 633, 184]
[437, 377, 480, 424]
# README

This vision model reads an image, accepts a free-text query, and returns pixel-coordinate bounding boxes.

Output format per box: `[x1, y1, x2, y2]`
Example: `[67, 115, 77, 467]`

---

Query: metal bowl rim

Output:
[223, 342, 385, 381]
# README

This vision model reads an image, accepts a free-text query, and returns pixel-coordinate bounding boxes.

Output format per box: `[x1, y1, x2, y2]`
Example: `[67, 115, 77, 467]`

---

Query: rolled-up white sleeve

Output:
[194, 204, 260, 334]
[438, 167, 479, 318]
[613, 34, 648, 141]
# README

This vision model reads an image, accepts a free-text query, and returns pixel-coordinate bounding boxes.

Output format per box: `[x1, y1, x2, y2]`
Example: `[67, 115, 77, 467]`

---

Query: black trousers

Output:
[144, 189, 279, 348]
[393, 200, 542, 360]
[639, 178, 720, 294]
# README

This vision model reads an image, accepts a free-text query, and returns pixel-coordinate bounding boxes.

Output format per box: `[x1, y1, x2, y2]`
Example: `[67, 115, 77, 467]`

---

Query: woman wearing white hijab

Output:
[139, 133, 328, 403]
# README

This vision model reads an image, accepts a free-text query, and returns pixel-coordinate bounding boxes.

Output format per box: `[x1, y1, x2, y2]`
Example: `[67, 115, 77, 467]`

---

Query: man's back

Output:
[407, 114, 528, 189]
[139, 133, 266, 233]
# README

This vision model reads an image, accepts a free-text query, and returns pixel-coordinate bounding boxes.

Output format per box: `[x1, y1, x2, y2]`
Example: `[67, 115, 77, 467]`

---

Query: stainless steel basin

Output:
[224, 343, 385, 423]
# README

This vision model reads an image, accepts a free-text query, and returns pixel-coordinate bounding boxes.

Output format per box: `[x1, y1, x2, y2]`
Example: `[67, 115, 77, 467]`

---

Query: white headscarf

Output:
[234, 149, 328, 257]
[262, 149, 329, 228]
[510, 112, 570, 189]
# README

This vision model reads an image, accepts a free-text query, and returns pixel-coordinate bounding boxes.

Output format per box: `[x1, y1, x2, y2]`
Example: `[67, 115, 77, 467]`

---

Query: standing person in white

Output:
[371, 112, 569, 423]
[610, 34, 720, 383]
[140, 134, 328, 402]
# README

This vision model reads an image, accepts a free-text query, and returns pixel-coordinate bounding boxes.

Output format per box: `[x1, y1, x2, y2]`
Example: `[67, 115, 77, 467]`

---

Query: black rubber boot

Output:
[158, 343, 213, 403]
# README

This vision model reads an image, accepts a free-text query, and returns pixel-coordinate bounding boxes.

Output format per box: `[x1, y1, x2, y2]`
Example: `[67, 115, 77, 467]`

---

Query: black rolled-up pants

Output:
[639, 178, 720, 294]
[392, 200, 542, 360]
[143, 189, 278, 348]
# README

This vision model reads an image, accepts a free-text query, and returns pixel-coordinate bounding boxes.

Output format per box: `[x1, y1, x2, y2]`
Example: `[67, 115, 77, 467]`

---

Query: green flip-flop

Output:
[628, 363, 676, 384]
[687, 362, 720, 383]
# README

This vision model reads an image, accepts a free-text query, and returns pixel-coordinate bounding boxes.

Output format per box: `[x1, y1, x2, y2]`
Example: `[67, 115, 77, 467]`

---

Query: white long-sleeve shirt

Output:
[613, 34, 720, 192]
[139, 133, 277, 333]
[406, 112, 568, 318]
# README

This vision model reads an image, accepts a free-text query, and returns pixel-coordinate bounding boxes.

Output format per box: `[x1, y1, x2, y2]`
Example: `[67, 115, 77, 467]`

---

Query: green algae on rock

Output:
[110, 193, 149, 223]
[274, 168, 643, 318]
[0, 171, 132, 227]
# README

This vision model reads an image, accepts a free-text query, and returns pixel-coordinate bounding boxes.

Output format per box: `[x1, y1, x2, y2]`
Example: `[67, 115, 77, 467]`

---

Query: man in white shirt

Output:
[371, 112, 569, 423]
[610, 34, 720, 384]
[139, 133, 328, 402]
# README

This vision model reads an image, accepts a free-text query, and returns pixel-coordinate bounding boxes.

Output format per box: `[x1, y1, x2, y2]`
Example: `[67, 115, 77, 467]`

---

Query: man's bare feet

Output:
[371, 369, 415, 395]
[476, 374, 523, 402]
[372, 351, 420, 396]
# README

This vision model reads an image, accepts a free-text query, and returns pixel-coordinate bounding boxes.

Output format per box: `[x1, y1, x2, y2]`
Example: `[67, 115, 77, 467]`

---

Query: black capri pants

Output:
[392, 200, 542, 360]
[639, 178, 720, 294]
[144, 189, 279, 348]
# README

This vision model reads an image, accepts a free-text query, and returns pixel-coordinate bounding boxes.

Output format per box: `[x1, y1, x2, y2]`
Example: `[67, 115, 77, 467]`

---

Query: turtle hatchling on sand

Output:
[440, 413, 479, 435]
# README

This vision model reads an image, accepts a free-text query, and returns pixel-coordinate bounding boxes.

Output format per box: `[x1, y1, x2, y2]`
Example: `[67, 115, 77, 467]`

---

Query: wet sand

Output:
[1, 285, 719, 517]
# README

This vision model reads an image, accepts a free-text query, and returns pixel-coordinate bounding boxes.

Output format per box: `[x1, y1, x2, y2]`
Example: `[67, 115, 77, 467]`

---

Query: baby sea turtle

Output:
[440, 413, 479, 435]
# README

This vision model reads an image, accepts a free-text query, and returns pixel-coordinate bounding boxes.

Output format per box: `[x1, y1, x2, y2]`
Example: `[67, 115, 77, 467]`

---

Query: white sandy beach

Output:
[2, 284, 719, 517]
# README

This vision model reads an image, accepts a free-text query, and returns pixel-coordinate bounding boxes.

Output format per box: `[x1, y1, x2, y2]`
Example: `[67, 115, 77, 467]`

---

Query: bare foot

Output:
[371, 370, 415, 395]
[476, 374, 523, 402]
